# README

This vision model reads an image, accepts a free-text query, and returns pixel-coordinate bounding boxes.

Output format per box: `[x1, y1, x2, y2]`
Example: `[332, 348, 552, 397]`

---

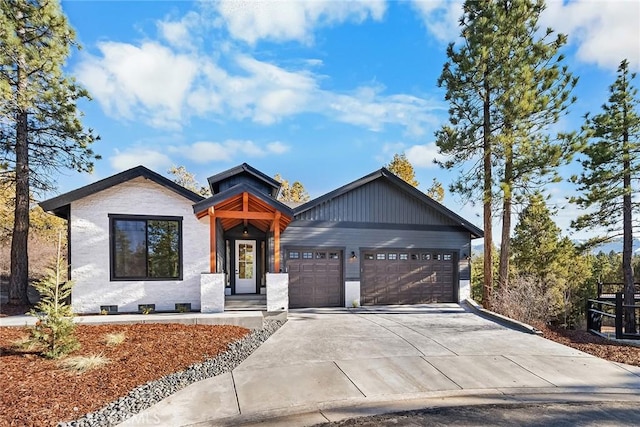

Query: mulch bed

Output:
[539, 324, 640, 367]
[0, 323, 249, 427]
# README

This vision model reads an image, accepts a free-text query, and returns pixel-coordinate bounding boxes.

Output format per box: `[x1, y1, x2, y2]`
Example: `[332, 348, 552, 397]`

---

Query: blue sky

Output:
[52, 0, 639, 240]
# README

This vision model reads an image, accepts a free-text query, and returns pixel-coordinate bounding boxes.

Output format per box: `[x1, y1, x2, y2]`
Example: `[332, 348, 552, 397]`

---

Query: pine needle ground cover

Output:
[0, 323, 249, 426]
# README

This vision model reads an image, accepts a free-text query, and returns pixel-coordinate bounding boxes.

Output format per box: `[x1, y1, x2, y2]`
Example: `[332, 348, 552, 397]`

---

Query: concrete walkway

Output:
[118, 305, 640, 427]
[0, 311, 278, 330]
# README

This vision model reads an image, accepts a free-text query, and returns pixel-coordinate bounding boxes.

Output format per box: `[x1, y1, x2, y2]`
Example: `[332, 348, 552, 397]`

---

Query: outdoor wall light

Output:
[350, 251, 358, 260]
[242, 226, 249, 235]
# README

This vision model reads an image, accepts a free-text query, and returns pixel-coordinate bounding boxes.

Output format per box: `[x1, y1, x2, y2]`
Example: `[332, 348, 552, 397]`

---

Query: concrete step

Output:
[225, 295, 267, 311]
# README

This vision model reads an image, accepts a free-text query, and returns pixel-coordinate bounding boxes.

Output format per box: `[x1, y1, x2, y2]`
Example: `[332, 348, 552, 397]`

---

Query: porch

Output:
[193, 188, 294, 313]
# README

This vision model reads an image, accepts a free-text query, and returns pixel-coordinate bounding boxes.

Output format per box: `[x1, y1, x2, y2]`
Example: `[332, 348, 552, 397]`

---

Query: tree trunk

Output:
[9, 110, 30, 305]
[482, 76, 493, 309]
[498, 139, 513, 292]
[622, 109, 636, 333]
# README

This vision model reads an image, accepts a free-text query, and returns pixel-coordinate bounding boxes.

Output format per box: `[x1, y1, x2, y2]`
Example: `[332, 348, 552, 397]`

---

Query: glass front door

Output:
[235, 240, 256, 293]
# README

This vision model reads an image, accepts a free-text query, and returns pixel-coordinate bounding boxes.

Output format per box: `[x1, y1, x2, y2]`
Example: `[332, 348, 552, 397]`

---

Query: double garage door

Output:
[361, 249, 455, 305]
[286, 247, 455, 308]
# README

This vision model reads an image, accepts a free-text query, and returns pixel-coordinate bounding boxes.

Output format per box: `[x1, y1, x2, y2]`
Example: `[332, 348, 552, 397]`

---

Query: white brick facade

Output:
[69, 177, 209, 314]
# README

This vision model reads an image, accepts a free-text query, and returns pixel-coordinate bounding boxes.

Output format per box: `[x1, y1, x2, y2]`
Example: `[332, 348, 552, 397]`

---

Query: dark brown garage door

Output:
[286, 248, 343, 308]
[361, 249, 455, 305]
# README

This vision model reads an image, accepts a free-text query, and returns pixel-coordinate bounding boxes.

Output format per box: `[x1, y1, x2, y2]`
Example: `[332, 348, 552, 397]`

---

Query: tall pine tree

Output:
[571, 59, 640, 333]
[0, 0, 99, 305]
[436, 0, 576, 307]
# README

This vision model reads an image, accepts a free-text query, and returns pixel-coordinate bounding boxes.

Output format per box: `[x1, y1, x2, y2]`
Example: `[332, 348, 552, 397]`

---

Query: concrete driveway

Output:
[120, 305, 640, 427]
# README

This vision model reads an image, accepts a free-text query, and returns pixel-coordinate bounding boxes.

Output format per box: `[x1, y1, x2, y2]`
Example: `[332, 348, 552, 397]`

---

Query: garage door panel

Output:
[287, 248, 343, 308]
[362, 249, 455, 305]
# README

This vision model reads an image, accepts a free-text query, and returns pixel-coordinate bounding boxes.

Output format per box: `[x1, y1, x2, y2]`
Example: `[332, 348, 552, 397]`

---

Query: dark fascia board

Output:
[40, 165, 205, 216]
[294, 167, 484, 239]
[206, 163, 281, 193]
[193, 182, 294, 217]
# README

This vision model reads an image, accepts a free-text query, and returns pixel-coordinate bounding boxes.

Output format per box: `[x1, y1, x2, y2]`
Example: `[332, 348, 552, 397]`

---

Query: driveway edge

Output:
[462, 298, 543, 335]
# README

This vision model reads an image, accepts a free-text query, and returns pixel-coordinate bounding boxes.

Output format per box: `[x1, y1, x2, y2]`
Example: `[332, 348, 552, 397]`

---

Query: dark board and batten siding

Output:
[296, 179, 460, 227]
[215, 175, 272, 197]
[280, 226, 470, 281]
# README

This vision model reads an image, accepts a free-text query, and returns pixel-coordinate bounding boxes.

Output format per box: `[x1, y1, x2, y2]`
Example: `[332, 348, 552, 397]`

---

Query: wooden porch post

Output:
[208, 207, 216, 273]
[273, 211, 281, 273]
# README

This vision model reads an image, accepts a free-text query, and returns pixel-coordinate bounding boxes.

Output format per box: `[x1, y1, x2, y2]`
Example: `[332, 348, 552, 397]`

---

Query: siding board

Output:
[297, 180, 460, 227]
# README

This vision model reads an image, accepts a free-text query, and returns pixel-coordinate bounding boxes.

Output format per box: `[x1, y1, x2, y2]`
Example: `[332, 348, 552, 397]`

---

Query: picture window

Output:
[110, 215, 182, 280]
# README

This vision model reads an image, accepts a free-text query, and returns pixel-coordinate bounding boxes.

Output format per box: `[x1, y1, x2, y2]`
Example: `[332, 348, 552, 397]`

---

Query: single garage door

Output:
[286, 248, 343, 308]
[361, 249, 455, 305]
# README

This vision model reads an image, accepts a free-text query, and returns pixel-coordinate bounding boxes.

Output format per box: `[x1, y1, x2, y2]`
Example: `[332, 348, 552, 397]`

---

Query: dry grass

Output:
[103, 332, 125, 346]
[10, 335, 41, 352]
[59, 354, 110, 373]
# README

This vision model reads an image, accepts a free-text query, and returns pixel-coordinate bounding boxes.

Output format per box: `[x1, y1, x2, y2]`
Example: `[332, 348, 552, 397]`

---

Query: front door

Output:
[235, 240, 256, 294]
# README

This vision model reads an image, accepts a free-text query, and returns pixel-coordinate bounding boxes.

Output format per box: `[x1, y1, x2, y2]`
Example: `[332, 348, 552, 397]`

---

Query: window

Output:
[376, 253, 386, 260]
[422, 253, 431, 260]
[289, 251, 300, 259]
[364, 253, 374, 260]
[434, 253, 442, 261]
[316, 251, 326, 259]
[110, 215, 182, 280]
[411, 254, 419, 260]
[443, 254, 452, 261]
[329, 252, 340, 259]
[388, 253, 397, 260]
[302, 251, 313, 259]
[399, 253, 408, 260]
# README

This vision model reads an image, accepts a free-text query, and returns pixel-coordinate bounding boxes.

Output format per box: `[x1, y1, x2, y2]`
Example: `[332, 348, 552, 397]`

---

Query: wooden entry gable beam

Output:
[214, 210, 277, 220]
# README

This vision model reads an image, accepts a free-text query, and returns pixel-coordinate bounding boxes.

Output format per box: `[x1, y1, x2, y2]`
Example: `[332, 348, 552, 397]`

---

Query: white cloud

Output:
[267, 141, 290, 154]
[76, 42, 199, 129]
[410, 0, 463, 44]
[215, 0, 386, 45]
[110, 147, 173, 172]
[406, 142, 443, 168]
[175, 140, 289, 164]
[76, 8, 441, 135]
[325, 88, 441, 136]
[541, 0, 640, 71]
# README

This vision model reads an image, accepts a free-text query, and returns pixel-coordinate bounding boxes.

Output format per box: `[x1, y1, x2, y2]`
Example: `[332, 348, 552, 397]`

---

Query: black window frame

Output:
[109, 214, 183, 281]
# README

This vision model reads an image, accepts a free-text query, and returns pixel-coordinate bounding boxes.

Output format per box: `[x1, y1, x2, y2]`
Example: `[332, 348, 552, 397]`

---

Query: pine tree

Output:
[26, 232, 78, 359]
[386, 153, 419, 187]
[511, 194, 591, 325]
[436, 0, 576, 307]
[571, 59, 640, 333]
[1, 0, 100, 305]
[274, 173, 310, 203]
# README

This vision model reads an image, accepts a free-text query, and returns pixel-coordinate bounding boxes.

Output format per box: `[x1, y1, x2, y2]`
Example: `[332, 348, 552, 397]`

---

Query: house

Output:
[40, 163, 483, 314]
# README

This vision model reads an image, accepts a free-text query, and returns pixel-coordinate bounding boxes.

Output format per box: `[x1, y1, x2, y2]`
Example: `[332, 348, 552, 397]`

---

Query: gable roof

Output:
[294, 167, 484, 238]
[193, 182, 294, 217]
[207, 162, 281, 197]
[40, 165, 204, 217]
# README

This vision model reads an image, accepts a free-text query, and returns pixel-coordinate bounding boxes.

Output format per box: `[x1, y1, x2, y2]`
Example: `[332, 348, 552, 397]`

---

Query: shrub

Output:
[26, 255, 79, 359]
[492, 274, 554, 325]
